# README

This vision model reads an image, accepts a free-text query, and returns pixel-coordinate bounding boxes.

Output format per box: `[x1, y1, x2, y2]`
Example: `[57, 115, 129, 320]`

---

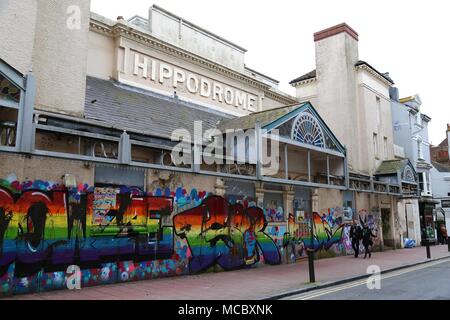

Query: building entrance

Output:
[381, 208, 392, 248]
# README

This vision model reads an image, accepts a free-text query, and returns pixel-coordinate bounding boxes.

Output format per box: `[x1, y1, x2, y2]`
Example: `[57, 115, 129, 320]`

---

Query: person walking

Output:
[440, 224, 448, 245]
[349, 221, 362, 258]
[362, 224, 377, 259]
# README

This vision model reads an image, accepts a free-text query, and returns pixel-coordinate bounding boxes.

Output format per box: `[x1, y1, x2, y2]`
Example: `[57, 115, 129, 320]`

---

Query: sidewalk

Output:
[6, 245, 450, 300]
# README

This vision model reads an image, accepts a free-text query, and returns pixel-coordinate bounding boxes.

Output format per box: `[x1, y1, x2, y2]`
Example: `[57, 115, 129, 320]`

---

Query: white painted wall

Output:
[397, 199, 421, 244]
[358, 74, 395, 173]
[295, 81, 318, 103]
[431, 166, 450, 198]
[149, 6, 246, 73]
[87, 31, 115, 80]
[32, 0, 91, 116]
[0, 0, 37, 74]
[313, 32, 361, 172]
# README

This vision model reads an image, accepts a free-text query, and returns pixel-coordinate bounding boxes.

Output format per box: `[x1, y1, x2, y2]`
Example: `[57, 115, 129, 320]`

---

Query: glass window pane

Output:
[0, 106, 18, 147]
[0, 73, 21, 103]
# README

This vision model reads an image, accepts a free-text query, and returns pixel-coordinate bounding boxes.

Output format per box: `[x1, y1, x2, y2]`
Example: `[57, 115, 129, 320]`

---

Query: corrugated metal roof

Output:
[84, 76, 234, 139]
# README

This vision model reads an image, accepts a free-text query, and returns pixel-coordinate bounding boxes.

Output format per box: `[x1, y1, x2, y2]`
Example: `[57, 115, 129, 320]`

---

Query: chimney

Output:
[314, 23, 359, 42]
[314, 23, 359, 82]
[390, 87, 399, 102]
[313, 23, 360, 170]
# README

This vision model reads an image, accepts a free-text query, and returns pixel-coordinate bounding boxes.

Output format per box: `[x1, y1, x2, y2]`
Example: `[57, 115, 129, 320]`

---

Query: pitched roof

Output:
[289, 70, 317, 85]
[84, 76, 234, 139]
[290, 61, 394, 86]
[355, 60, 394, 84]
[375, 159, 409, 175]
[438, 137, 448, 148]
[216, 103, 305, 132]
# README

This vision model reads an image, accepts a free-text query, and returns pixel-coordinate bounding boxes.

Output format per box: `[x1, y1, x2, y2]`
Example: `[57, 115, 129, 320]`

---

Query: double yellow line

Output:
[288, 258, 450, 300]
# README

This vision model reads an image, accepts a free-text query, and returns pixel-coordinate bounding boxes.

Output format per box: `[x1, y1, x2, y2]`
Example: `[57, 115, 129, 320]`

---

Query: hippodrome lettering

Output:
[133, 52, 258, 111]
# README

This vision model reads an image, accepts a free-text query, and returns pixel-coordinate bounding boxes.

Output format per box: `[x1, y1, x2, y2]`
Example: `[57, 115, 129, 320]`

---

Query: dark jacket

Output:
[350, 225, 363, 241]
[362, 228, 376, 246]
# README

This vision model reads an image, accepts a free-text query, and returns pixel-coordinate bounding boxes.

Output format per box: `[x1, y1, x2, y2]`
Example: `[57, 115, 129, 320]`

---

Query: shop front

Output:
[420, 200, 439, 245]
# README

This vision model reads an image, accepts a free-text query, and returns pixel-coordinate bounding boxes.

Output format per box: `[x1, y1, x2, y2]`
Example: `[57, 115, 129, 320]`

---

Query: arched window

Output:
[403, 165, 416, 183]
[291, 112, 325, 148]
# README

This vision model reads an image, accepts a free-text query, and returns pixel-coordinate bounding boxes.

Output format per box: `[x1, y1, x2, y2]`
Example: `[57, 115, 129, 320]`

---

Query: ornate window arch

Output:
[291, 112, 325, 148]
[403, 165, 416, 183]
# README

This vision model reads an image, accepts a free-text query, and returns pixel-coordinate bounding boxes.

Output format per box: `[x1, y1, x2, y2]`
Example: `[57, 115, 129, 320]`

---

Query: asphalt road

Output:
[285, 258, 450, 300]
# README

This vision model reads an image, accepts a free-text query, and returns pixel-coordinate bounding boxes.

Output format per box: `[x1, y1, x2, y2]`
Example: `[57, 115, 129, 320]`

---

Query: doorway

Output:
[381, 208, 392, 248]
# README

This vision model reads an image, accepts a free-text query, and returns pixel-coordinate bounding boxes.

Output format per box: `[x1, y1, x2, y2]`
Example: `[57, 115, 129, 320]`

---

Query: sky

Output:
[90, 0, 450, 145]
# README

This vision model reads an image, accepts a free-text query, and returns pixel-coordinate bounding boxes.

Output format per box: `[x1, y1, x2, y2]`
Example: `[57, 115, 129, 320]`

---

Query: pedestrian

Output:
[362, 224, 377, 259]
[440, 224, 448, 245]
[349, 221, 362, 258]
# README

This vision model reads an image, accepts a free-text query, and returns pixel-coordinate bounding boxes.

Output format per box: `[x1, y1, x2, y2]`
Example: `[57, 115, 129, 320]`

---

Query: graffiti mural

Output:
[0, 178, 282, 296]
[281, 208, 349, 261]
[265, 203, 284, 223]
[0, 178, 183, 296]
[0, 175, 382, 296]
[174, 196, 281, 273]
[151, 187, 209, 210]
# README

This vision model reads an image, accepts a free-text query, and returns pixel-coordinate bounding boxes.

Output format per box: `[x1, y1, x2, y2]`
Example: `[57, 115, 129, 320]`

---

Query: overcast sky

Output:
[91, 0, 450, 145]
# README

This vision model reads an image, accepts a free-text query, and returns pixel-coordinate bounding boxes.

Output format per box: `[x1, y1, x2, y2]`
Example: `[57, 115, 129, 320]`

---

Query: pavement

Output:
[4, 244, 450, 300]
[285, 258, 450, 300]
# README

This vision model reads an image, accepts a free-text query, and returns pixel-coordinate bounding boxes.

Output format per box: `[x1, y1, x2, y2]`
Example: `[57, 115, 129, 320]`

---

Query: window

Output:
[418, 173, 424, 193]
[0, 73, 21, 148]
[425, 172, 431, 194]
[384, 137, 388, 160]
[417, 138, 424, 160]
[419, 172, 432, 195]
[373, 133, 378, 158]
[416, 112, 423, 126]
[291, 111, 325, 148]
[376, 96, 381, 126]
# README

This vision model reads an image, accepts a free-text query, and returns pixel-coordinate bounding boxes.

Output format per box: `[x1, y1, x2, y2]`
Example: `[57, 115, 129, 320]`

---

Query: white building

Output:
[291, 23, 420, 249]
[390, 92, 435, 244]
[431, 125, 450, 240]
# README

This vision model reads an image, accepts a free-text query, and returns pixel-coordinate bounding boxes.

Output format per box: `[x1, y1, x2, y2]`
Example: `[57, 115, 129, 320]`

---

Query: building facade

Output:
[290, 24, 420, 250]
[0, 2, 419, 296]
[390, 93, 435, 244]
[430, 125, 450, 240]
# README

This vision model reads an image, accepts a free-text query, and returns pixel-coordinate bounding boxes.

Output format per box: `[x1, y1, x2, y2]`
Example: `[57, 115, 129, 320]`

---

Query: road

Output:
[284, 258, 450, 300]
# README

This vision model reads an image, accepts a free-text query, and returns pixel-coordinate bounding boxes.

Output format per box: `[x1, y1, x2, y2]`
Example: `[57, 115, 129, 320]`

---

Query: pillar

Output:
[312, 188, 319, 213]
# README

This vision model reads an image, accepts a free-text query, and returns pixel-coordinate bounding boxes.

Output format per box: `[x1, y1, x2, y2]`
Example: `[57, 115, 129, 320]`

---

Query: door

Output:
[381, 208, 391, 247]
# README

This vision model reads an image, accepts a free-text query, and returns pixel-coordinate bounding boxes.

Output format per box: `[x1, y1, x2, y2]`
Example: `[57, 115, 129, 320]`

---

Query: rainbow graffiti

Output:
[0, 178, 282, 296]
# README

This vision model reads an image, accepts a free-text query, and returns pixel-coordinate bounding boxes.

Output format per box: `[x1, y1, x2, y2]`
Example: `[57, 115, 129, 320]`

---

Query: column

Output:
[255, 182, 265, 209]
[312, 188, 320, 213]
[214, 177, 226, 197]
